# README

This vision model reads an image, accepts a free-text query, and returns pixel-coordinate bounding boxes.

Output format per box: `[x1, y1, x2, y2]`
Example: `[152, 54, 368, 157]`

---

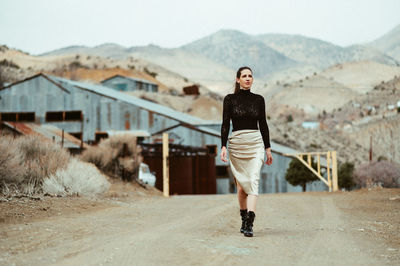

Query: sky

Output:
[1, 0, 399, 55]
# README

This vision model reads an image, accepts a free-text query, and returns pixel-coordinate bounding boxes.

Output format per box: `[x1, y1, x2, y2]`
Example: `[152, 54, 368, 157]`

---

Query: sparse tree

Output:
[338, 162, 355, 190]
[285, 156, 318, 192]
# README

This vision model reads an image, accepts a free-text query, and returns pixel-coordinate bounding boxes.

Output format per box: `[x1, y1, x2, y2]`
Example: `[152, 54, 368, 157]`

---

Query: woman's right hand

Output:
[220, 146, 228, 162]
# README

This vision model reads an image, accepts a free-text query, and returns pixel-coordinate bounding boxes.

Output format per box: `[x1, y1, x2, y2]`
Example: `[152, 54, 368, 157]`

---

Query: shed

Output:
[183, 85, 200, 95]
[101, 74, 158, 93]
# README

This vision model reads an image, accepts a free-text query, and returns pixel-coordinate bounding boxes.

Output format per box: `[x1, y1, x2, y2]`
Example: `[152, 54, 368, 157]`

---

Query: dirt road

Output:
[1, 190, 399, 265]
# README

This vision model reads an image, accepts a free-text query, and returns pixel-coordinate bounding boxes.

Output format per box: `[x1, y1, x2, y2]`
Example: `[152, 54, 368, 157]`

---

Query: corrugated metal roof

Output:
[101, 74, 158, 86]
[1, 122, 87, 149]
[106, 130, 150, 137]
[47, 74, 212, 126]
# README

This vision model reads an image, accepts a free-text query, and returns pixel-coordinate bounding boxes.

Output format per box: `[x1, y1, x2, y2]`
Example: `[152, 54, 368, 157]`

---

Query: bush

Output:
[43, 158, 110, 196]
[286, 114, 293, 122]
[0, 136, 25, 185]
[144, 67, 157, 78]
[0, 135, 70, 194]
[0, 135, 110, 197]
[338, 162, 355, 190]
[0, 59, 20, 69]
[353, 161, 400, 188]
[285, 156, 318, 191]
[81, 134, 142, 181]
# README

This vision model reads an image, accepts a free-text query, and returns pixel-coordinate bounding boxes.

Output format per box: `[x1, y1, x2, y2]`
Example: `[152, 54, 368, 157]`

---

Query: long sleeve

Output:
[258, 96, 271, 149]
[221, 95, 231, 148]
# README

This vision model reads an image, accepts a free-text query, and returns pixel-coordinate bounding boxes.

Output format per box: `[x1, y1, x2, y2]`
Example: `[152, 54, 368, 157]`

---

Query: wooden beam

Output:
[296, 156, 329, 186]
[327, 151, 331, 192]
[317, 154, 321, 176]
[332, 151, 338, 192]
[162, 133, 169, 197]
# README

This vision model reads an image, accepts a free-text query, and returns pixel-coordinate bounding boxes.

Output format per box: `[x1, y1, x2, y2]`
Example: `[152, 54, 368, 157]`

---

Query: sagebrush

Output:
[0, 134, 110, 196]
[80, 134, 142, 181]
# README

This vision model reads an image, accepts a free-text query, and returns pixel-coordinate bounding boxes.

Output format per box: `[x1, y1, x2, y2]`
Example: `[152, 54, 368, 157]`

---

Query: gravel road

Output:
[1, 191, 399, 265]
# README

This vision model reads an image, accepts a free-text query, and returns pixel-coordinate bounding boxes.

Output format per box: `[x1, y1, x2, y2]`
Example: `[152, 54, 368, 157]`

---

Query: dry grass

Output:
[81, 134, 142, 181]
[0, 134, 110, 197]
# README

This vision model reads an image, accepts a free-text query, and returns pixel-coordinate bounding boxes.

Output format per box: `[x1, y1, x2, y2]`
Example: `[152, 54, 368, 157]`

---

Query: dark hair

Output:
[234, 66, 253, 93]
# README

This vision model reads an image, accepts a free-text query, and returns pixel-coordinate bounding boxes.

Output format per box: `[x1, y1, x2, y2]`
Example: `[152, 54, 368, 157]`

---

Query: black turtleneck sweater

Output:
[221, 88, 271, 149]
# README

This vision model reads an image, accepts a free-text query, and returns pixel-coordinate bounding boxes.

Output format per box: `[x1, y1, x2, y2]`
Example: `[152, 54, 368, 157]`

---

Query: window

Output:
[95, 132, 108, 143]
[0, 112, 35, 122]
[116, 83, 127, 91]
[18, 112, 35, 122]
[137, 81, 143, 90]
[65, 111, 82, 121]
[1, 112, 17, 122]
[216, 166, 228, 176]
[206, 145, 217, 155]
[46, 111, 63, 122]
[46, 111, 83, 122]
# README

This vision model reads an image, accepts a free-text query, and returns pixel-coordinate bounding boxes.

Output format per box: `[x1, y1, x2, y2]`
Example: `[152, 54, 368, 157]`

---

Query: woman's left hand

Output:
[265, 148, 273, 165]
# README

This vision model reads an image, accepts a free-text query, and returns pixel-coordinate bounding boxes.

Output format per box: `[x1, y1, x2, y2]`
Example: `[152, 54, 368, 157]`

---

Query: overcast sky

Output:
[1, 0, 399, 55]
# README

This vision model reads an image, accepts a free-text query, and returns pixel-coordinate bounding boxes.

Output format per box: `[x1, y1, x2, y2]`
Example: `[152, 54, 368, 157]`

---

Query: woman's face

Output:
[236, 69, 253, 89]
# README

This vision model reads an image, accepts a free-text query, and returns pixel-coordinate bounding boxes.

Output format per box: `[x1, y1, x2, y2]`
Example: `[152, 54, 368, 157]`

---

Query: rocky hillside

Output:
[369, 24, 400, 61]
[320, 61, 400, 94]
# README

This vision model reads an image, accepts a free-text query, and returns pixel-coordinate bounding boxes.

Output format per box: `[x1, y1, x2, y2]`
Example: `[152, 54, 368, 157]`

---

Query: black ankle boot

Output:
[240, 209, 247, 233]
[244, 211, 255, 237]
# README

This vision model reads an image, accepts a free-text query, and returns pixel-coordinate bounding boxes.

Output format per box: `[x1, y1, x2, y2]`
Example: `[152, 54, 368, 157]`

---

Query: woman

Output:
[220, 66, 273, 237]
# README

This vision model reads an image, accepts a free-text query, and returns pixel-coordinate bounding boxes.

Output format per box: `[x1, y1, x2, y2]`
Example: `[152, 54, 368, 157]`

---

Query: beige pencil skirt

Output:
[228, 129, 265, 195]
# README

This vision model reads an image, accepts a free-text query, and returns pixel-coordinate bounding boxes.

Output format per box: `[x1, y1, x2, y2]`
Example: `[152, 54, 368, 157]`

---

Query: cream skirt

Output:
[228, 129, 265, 195]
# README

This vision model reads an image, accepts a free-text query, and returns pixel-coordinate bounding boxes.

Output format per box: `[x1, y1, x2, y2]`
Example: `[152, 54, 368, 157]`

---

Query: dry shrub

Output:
[43, 158, 110, 196]
[0, 135, 25, 185]
[0, 134, 110, 197]
[15, 135, 71, 189]
[353, 160, 400, 188]
[81, 134, 142, 181]
[0, 135, 70, 194]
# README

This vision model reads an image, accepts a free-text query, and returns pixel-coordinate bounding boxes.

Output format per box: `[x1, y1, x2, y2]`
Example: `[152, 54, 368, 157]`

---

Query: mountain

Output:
[42, 43, 128, 58]
[181, 30, 297, 79]
[39, 27, 400, 95]
[256, 33, 398, 68]
[369, 24, 400, 61]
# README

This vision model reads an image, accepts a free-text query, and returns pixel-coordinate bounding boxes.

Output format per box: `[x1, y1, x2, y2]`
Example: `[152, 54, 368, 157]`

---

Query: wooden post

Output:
[327, 151, 331, 192]
[317, 154, 321, 176]
[331, 151, 338, 192]
[307, 154, 311, 167]
[162, 133, 169, 197]
[61, 129, 64, 148]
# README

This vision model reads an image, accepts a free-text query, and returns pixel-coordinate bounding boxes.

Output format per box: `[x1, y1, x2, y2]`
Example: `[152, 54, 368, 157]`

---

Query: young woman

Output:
[220, 66, 273, 237]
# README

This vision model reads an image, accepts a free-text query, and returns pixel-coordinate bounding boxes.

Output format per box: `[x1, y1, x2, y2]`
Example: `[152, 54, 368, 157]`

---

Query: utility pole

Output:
[369, 135, 373, 162]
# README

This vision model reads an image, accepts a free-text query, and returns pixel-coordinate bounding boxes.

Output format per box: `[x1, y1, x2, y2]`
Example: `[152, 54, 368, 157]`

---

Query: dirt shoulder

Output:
[332, 188, 400, 249]
[0, 178, 162, 225]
